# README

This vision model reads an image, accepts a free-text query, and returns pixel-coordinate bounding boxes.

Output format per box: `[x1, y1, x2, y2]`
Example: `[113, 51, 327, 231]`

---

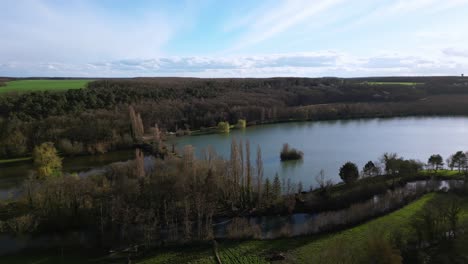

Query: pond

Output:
[2, 117, 468, 197]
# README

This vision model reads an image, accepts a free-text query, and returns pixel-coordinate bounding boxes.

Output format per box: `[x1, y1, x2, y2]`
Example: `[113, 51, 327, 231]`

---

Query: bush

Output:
[217, 121, 230, 133]
[236, 119, 247, 128]
[3, 214, 38, 234]
[58, 139, 84, 156]
[280, 143, 303, 161]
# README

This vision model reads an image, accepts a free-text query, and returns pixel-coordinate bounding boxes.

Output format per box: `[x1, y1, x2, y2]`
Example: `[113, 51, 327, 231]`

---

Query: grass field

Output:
[0, 80, 90, 94]
[364, 81, 423, 86]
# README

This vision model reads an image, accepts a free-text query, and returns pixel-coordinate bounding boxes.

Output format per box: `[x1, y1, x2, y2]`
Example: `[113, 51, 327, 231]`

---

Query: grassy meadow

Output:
[0, 80, 90, 94]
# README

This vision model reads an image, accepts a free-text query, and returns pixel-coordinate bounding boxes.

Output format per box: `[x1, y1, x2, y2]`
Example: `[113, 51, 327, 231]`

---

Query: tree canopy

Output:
[428, 154, 444, 171]
[33, 142, 62, 179]
[339, 162, 359, 184]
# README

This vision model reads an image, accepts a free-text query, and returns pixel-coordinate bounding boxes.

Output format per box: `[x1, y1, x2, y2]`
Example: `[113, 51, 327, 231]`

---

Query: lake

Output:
[2, 117, 468, 197]
[171, 117, 468, 189]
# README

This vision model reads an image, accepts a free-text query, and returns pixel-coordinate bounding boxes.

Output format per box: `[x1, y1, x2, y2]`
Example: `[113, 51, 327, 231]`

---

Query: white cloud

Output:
[1, 50, 466, 77]
[444, 48, 468, 58]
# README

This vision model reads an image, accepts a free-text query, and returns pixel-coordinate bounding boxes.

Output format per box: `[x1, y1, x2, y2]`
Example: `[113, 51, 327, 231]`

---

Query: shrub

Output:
[236, 119, 247, 128]
[280, 143, 303, 161]
[58, 139, 84, 156]
[217, 121, 230, 133]
[4, 214, 38, 234]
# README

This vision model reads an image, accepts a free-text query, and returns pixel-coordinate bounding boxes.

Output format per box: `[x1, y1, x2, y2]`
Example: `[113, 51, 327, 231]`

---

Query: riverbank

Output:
[0, 193, 443, 263]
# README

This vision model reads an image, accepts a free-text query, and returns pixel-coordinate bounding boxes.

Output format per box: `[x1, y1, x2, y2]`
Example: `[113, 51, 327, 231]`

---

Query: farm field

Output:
[0, 80, 90, 94]
[365, 81, 423, 86]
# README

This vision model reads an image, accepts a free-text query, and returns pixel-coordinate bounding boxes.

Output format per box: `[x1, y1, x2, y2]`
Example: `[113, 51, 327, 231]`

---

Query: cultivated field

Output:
[0, 80, 90, 94]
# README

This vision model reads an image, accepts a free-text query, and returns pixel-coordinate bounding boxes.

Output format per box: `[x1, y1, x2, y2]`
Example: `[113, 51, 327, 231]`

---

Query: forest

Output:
[1, 76, 468, 159]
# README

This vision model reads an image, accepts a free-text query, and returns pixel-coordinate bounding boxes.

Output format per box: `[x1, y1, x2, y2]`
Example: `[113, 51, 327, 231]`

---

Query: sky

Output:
[1, 0, 468, 77]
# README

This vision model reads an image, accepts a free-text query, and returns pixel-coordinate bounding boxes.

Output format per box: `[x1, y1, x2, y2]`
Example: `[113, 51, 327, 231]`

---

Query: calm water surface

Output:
[172, 117, 468, 188]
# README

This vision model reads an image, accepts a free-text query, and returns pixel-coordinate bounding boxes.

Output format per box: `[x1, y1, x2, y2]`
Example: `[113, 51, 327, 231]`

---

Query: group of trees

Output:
[446, 151, 468, 172]
[2, 76, 468, 159]
[3, 139, 302, 247]
[338, 153, 424, 185]
[336, 149, 468, 187]
[425, 151, 468, 172]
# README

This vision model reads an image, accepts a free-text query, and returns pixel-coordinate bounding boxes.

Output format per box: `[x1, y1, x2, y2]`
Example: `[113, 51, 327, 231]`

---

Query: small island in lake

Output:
[280, 143, 304, 161]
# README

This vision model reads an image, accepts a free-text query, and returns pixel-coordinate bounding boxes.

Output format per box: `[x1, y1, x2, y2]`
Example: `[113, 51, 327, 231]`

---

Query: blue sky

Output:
[1, 0, 468, 77]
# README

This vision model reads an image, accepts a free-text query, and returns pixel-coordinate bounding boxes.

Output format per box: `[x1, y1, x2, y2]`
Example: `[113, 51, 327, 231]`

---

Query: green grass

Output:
[0, 80, 90, 94]
[419, 169, 463, 178]
[364, 81, 423, 86]
[291, 194, 435, 262]
[0, 250, 101, 264]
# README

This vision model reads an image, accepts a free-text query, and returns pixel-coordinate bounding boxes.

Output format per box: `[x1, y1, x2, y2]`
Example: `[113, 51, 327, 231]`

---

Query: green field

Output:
[0, 80, 90, 94]
[365, 81, 423, 86]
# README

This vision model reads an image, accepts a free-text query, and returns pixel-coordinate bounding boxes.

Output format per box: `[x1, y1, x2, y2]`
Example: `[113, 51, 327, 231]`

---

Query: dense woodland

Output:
[1, 76, 468, 159]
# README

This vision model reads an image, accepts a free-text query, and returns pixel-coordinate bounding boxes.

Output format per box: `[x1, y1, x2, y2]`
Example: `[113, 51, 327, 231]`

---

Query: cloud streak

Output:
[226, 0, 344, 51]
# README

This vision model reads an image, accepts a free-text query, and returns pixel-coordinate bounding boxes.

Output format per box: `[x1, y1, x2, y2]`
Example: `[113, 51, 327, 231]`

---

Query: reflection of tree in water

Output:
[281, 159, 304, 171]
[279, 159, 304, 186]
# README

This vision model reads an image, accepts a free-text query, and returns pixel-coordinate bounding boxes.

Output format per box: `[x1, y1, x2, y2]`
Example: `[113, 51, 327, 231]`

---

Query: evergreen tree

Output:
[339, 162, 359, 184]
